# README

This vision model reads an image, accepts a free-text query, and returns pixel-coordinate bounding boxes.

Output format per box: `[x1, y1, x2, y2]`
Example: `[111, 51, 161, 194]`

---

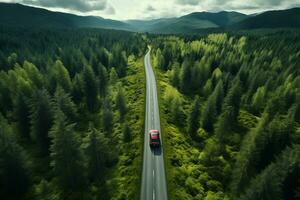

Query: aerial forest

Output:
[0, 25, 300, 200]
[0, 27, 146, 200]
[150, 30, 300, 200]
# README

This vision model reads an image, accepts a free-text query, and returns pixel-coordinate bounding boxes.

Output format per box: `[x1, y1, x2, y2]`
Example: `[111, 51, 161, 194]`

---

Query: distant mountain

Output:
[0, 3, 300, 33]
[231, 7, 300, 29]
[126, 11, 248, 33]
[0, 3, 132, 30]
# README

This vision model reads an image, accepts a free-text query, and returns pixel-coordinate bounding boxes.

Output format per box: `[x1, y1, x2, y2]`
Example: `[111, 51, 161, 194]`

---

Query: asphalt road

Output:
[140, 48, 168, 200]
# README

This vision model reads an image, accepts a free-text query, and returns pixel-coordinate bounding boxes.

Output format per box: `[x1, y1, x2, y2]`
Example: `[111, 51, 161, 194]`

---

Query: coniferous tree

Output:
[30, 89, 53, 155]
[48, 60, 72, 93]
[71, 74, 84, 104]
[123, 123, 132, 143]
[0, 115, 30, 198]
[98, 63, 108, 97]
[202, 95, 216, 133]
[156, 48, 165, 70]
[251, 86, 266, 115]
[49, 110, 86, 195]
[14, 79, 32, 139]
[85, 126, 108, 181]
[187, 96, 201, 139]
[82, 65, 98, 112]
[180, 59, 192, 94]
[215, 80, 241, 142]
[109, 67, 118, 85]
[115, 85, 127, 121]
[102, 99, 113, 135]
[53, 86, 77, 123]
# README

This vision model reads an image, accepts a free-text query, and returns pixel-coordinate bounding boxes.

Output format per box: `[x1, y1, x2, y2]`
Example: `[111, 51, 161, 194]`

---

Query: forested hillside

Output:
[0, 26, 146, 200]
[150, 30, 300, 199]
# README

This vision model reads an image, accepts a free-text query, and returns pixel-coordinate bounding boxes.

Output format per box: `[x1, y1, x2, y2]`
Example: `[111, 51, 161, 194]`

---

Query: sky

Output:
[2, 0, 300, 20]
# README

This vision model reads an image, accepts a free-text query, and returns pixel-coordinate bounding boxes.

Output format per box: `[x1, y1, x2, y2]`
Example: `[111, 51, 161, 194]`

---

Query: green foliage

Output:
[115, 85, 127, 121]
[187, 96, 201, 139]
[153, 31, 300, 199]
[84, 126, 109, 182]
[50, 110, 86, 195]
[122, 123, 132, 143]
[30, 89, 53, 155]
[0, 26, 146, 200]
[0, 115, 30, 198]
[48, 60, 72, 93]
[53, 86, 77, 123]
[82, 65, 99, 113]
[102, 99, 113, 135]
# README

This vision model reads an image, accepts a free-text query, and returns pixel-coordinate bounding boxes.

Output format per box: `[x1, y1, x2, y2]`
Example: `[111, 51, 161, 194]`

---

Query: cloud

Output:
[146, 5, 156, 12]
[176, 0, 199, 6]
[22, 0, 108, 12]
[105, 4, 115, 15]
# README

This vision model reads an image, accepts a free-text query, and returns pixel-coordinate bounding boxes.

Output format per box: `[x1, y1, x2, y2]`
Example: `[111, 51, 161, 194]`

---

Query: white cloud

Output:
[2, 0, 300, 19]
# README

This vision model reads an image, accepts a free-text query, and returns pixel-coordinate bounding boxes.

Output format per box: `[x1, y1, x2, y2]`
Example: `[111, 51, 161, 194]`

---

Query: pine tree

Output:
[49, 110, 86, 194]
[202, 96, 216, 132]
[14, 78, 32, 139]
[98, 63, 108, 97]
[187, 96, 201, 139]
[0, 115, 30, 198]
[85, 126, 108, 181]
[156, 48, 165, 70]
[109, 67, 118, 85]
[115, 85, 127, 121]
[102, 99, 113, 135]
[123, 123, 132, 143]
[30, 89, 53, 155]
[170, 97, 185, 126]
[82, 65, 99, 112]
[202, 81, 224, 132]
[53, 86, 77, 123]
[180, 59, 192, 94]
[71, 74, 84, 104]
[48, 60, 72, 93]
[251, 86, 266, 115]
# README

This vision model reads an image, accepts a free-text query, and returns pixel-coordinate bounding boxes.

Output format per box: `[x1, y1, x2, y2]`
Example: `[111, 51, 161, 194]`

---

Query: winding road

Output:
[140, 48, 168, 200]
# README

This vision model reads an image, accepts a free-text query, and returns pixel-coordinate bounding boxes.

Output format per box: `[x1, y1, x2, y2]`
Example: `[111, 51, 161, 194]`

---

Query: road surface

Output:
[140, 48, 168, 200]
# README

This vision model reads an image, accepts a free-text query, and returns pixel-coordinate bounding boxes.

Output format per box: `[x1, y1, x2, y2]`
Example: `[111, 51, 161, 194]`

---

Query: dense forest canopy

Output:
[0, 26, 146, 200]
[0, 22, 300, 200]
[149, 30, 300, 199]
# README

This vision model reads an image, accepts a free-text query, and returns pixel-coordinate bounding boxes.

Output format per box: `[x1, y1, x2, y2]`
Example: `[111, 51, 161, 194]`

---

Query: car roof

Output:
[150, 129, 159, 133]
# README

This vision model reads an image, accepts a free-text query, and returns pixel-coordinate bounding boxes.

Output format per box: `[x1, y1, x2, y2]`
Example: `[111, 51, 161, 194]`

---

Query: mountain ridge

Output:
[0, 3, 300, 33]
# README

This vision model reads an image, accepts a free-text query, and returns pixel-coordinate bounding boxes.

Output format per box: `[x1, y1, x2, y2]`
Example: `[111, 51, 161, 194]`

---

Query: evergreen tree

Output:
[48, 60, 72, 93]
[251, 86, 266, 115]
[82, 65, 99, 112]
[156, 48, 165, 70]
[109, 67, 118, 85]
[53, 86, 77, 122]
[115, 85, 127, 121]
[123, 123, 132, 143]
[187, 96, 201, 139]
[98, 63, 108, 97]
[170, 97, 185, 126]
[85, 126, 108, 181]
[30, 89, 53, 155]
[180, 59, 192, 94]
[49, 110, 86, 194]
[102, 99, 113, 135]
[13, 78, 32, 139]
[202, 80, 224, 132]
[0, 115, 30, 198]
[202, 95, 216, 133]
[71, 74, 84, 104]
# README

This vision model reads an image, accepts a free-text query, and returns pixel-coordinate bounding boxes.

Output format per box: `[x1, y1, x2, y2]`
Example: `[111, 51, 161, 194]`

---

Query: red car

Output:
[149, 130, 160, 147]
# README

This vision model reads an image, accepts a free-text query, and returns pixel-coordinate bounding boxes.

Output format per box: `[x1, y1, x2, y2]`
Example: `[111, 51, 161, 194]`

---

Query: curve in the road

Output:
[140, 48, 168, 200]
